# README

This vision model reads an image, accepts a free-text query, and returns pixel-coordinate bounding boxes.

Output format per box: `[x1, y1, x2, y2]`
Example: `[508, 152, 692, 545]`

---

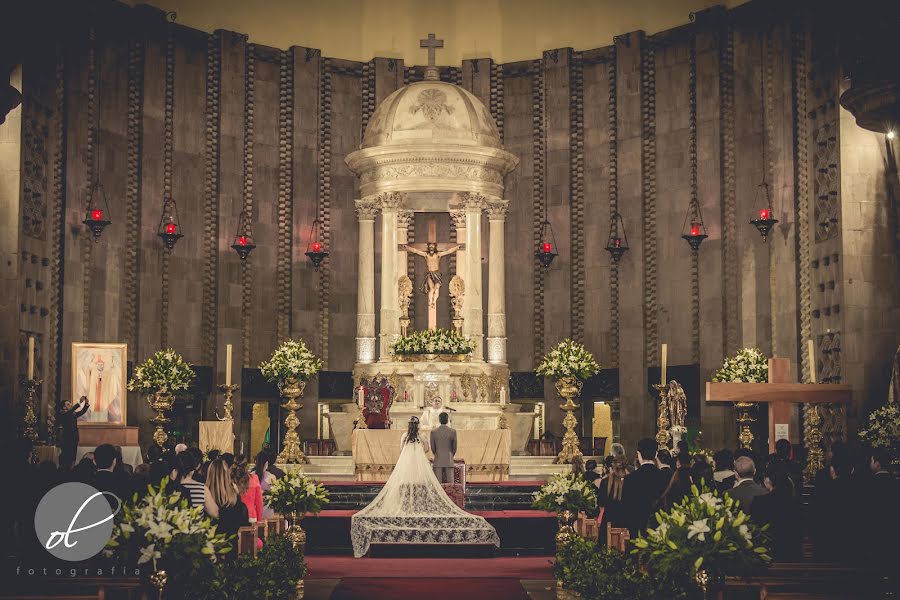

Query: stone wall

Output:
[5, 1, 897, 455]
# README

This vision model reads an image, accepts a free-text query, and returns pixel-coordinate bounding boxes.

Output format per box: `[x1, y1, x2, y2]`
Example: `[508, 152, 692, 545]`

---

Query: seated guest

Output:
[198, 449, 220, 483]
[221, 452, 235, 467]
[186, 447, 205, 483]
[149, 449, 176, 487]
[254, 451, 278, 518]
[751, 462, 802, 561]
[266, 449, 286, 479]
[93, 443, 126, 503]
[232, 461, 263, 523]
[815, 440, 846, 488]
[571, 455, 586, 477]
[596, 449, 630, 543]
[205, 458, 249, 539]
[726, 456, 769, 511]
[621, 438, 668, 538]
[69, 455, 96, 484]
[656, 448, 675, 472]
[713, 449, 736, 493]
[690, 454, 714, 489]
[113, 445, 133, 477]
[662, 449, 692, 508]
[175, 443, 188, 454]
[171, 452, 205, 509]
[772, 438, 802, 491]
[860, 448, 900, 570]
[812, 455, 855, 562]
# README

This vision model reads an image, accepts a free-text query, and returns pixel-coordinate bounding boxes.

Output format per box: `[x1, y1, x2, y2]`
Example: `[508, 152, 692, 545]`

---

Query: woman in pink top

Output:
[232, 461, 263, 522]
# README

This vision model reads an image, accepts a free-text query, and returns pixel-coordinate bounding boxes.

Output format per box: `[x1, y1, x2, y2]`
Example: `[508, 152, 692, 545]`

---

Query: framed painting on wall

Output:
[72, 342, 127, 426]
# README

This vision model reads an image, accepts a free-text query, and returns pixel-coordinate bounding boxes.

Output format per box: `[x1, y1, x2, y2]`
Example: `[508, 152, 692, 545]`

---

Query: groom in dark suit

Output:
[430, 412, 457, 483]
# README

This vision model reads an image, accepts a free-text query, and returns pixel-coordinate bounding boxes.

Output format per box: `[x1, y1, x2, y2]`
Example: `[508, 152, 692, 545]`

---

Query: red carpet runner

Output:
[305, 555, 554, 579]
[330, 578, 531, 600]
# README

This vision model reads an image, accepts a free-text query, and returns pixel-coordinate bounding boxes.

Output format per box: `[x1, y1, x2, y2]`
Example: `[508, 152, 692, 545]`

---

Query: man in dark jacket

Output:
[59, 396, 88, 470]
[726, 456, 769, 511]
[621, 438, 668, 537]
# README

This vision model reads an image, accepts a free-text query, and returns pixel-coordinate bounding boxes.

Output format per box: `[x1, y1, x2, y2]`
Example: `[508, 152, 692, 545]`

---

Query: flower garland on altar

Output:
[390, 328, 475, 356]
[535, 339, 600, 381]
[532, 472, 597, 514]
[264, 471, 330, 516]
[858, 403, 900, 450]
[259, 339, 323, 384]
[712, 347, 768, 383]
[127, 349, 195, 394]
[631, 484, 771, 583]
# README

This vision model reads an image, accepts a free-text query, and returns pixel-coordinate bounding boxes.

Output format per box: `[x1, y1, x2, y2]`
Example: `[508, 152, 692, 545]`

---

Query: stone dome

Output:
[361, 80, 502, 149]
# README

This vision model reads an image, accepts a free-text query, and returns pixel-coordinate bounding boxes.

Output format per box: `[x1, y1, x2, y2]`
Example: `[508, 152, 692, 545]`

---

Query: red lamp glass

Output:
[304, 219, 329, 271]
[542, 242, 552, 253]
[165, 223, 177, 235]
[83, 182, 112, 241]
[690, 223, 700, 237]
[535, 220, 558, 269]
[231, 210, 256, 259]
[759, 208, 770, 220]
[157, 197, 184, 250]
[312, 242, 322, 253]
[92, 209, 103, 221]
[238, 236, 247, 246]
[749, 184, 778, 242]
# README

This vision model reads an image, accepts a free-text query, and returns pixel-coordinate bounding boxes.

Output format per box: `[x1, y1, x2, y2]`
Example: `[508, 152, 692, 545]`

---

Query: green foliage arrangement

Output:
[207, 534, 306, 600]
[127, 349, 195, 394]
[858, 403, 900, 450]
[390, 328, 475, 355]
[532, 472, 597, 514]
[554, 537, 673, 600]
[631, 484, 771, 583]
[259, 339, 323, 384]
[712, 347, 768, 383]
[263, 471, 330, 516]
[536, 339, 601, 380]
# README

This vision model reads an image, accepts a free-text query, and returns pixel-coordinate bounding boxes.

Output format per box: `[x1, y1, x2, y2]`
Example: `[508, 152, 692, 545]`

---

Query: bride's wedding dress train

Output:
[350, 435, 500, 558]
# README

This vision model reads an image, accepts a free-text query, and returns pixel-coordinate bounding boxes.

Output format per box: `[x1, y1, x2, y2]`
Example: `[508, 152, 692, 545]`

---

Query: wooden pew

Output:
[237, 525, 259, 556]
[1, 576, 146, 600]
[724, 563, 879, 600]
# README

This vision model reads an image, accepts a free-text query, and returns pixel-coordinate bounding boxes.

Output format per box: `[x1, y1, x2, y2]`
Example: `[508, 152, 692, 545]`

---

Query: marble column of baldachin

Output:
[486, 199, 509, 364]
[355, 199, 379, 363]
[378, 193, 404, 360]
[462, 193, 485, 360]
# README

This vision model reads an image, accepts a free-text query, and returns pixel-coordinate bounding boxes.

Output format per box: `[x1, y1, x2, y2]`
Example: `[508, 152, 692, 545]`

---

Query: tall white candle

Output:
[807, 339, 816, 384]
[660, 343, 667, 386]
[358, 386, 365, 408]
[225, 344, 233, 386]
[27, 336, 34, 380]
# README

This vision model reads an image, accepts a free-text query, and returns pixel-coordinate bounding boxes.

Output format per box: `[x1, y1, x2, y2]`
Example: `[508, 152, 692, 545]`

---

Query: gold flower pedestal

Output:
[148, 392, 175, 447]
[276, 378, 308, 464]
[284, 511, 307, 599]
[555, 376, 583, 464]
[555, 509, 577, 552]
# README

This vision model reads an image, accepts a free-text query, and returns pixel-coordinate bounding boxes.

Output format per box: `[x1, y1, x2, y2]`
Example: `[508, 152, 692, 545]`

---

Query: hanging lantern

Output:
[304, 219, 329, 271]
[749, 183, 778, 242]
[82, 181, 111, 240]
[605, 212, 629, 261]
[535, 219, 558, 269]
[157, 196, 183, 250]
[681, 206, 708, 252]
[230, 210, 256, 260]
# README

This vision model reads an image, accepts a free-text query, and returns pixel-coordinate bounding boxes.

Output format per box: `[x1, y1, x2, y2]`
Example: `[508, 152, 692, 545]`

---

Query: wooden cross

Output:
[706, 357, 851, 454]
[420, 33, 443, 81]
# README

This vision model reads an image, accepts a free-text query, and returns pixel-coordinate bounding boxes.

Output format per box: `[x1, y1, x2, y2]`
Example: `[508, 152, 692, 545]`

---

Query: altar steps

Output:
[321, 481, 544, 511]
[290, 455, 587, 482]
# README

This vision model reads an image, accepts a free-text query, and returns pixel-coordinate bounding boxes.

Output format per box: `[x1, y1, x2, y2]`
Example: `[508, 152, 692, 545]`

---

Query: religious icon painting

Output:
[71, 342, 127, 426]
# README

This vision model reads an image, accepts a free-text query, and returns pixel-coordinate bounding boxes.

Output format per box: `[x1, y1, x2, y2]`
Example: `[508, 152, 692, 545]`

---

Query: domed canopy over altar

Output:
[329, 36, 532, 463]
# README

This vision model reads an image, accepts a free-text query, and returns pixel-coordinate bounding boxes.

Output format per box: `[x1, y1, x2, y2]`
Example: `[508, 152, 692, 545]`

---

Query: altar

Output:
[352, 428, 511, 482]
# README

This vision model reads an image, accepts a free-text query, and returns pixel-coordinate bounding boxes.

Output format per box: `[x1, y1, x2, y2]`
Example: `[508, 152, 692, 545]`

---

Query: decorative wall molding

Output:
[719, 22, 738, 357]
[240, 43, 255, 368]
[641, 37, 658, 366]
[318, 57, 332, 365]
[794, 22, 812, 384]
[276, 48, 294, 344]
[160, 23, 176, 350]
[81, 27, 99, 343]
[607, 46, 620, 368]
[361, 59, 375, 138]
[689, 33, 701, 365]
[47, 47, 67, 418]
[531, 58, 546, 365]
[764, 29, 778, 357]
[569, 50, 585, 344]
[490, 60, 504, 143]
[201, 32, 220, 365]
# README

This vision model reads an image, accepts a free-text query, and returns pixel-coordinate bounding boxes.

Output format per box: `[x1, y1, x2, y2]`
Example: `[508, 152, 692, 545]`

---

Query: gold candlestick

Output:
[276, 377, 308, 464]
[498, 403, 509, 430]
[217, 383, 239, 421]
[555, 376, 584, 464]
[654, 383, 670, 449]
[21, 378, 41, 442]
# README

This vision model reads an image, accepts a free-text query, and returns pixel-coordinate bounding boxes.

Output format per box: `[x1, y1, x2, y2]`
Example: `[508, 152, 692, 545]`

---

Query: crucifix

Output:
[705, 353, 851, 479]
[420, 32, 443, 81]
[401, 217, 462, 330]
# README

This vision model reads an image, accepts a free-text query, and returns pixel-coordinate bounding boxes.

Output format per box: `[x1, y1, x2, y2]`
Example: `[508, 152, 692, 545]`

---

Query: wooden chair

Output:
[539, 439, 557, 457]
[264, 516, 280, 538]
[237, 525, 259, 556]
[526, 440, 540, 456]
[592, 437, 607, 456]
[577, 513, 599, 542]
[607, 527, 630, 552]
[255, 519, 267, 542]
[320, 439, 336, 456]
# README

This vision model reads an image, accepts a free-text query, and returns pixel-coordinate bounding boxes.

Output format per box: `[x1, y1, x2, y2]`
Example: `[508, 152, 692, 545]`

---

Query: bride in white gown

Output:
[350, 416, 500, 558]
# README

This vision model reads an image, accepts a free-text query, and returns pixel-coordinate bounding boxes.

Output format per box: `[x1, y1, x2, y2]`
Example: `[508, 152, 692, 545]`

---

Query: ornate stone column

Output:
[462, 193, 485, 360]
[486, 200, 509, 364]
[355, 199, 379, 363]
[450, 209, 467, 283]
[397, 210, 413, 276]
[378, 192, 404, 359]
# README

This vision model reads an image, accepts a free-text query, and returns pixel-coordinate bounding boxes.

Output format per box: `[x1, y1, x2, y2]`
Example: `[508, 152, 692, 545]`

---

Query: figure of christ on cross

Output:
[401, 218, 462, 330]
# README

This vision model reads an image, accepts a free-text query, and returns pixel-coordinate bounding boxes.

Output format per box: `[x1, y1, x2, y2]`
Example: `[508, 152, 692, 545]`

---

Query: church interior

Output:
[1, 0, 899, 598]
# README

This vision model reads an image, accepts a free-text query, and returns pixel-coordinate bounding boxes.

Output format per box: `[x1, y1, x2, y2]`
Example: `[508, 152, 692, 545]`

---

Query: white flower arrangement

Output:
[105, 478, 231, 570]
[532, 472, 597, 514]
[127, 349, 195, 394]
[632, 484, 770, 580]
[712, 347, 768, 383]
[263, 471, 330, 516]
[858, 403, 900, 450]
[390, 328, 475, 355]
[259, 339, 323, 384]
[535, 339, 600, 381]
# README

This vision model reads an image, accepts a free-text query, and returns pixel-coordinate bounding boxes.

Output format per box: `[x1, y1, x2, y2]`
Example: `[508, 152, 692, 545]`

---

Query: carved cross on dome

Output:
[420, 33, 443, 81]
